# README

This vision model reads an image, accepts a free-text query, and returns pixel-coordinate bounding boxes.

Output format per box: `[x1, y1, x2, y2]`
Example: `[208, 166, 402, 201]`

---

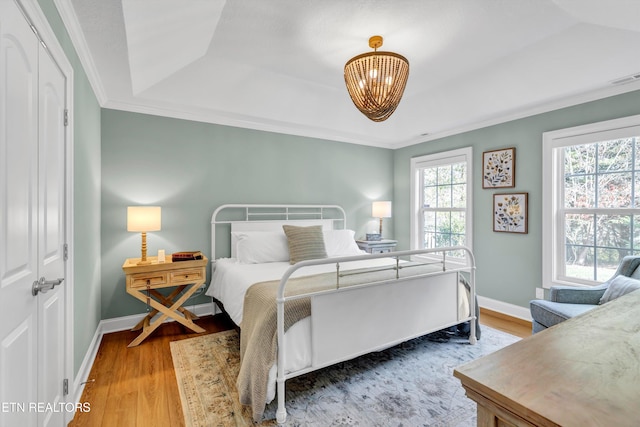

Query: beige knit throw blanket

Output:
[236, 261, 448, 422]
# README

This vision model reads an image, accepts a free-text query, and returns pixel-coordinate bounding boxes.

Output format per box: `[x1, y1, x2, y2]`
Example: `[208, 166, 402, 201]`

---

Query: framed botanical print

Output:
[493, 193, 528, 234]
[483, 148, 515, 188]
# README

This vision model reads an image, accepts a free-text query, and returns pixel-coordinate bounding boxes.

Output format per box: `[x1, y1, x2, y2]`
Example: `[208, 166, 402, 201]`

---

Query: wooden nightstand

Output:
[356, 239, 398, 254]
[122, 255, 208, 347]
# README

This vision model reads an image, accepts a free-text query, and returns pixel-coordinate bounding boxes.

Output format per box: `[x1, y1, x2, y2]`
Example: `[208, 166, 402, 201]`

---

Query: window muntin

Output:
[543, 116, 640, 288]
[561, 138, 639, 282]
[411, 148, 472, 261]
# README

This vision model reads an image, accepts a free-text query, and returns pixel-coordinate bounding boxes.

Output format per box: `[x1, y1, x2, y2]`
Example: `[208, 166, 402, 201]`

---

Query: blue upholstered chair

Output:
[530, 256, 640, 333]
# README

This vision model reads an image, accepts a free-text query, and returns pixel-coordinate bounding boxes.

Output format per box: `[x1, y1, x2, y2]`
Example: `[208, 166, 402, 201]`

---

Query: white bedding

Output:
[206, 256, 401, 402]
[208, 257, 404, 325]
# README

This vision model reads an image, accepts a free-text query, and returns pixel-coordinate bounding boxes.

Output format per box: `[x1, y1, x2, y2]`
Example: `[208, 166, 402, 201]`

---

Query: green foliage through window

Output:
[421, 162, 467, 258]
[562, 137, 640, 281]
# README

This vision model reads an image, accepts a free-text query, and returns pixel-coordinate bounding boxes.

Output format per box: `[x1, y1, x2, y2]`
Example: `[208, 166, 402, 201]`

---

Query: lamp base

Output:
[137, 232, 151, 265]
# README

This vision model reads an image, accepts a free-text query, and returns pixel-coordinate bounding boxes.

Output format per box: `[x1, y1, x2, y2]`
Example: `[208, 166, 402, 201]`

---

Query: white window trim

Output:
[542, 114, 640, 289]
[410, 147, 473, 259]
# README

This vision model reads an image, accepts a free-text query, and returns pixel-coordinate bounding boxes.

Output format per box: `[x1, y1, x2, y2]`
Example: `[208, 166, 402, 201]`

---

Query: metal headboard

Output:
[210, 204, 347, 260]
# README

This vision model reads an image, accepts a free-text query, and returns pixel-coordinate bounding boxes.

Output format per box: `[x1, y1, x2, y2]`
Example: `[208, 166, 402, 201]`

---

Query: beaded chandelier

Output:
[344, 36, 410, 122]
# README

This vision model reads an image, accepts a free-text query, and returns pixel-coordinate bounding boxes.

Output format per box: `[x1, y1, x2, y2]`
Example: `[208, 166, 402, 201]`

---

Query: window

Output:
[410, 147, 473, 260]
[543, 115, 640, 287]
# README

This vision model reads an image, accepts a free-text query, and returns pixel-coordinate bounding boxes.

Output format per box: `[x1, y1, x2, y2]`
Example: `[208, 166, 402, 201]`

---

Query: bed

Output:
[206, 204, 477, 424]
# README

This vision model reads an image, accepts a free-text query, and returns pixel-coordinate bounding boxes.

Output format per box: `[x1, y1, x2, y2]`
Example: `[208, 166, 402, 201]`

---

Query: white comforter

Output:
[208, 257, 404, 325]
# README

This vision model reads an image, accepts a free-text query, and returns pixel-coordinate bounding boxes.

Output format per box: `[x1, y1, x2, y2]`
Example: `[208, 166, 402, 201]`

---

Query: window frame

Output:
[410, 147, 473, 262]
[542, 114, 640, 288]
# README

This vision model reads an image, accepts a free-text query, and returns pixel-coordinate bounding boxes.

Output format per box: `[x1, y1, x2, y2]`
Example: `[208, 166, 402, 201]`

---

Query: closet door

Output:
[0, 1, 67, 425]
[0, 0, 40, 424]
[37, 44, 67, 427]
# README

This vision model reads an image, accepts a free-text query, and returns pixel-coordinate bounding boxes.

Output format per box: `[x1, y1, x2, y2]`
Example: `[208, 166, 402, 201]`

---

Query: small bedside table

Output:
[122, 255, 208, 347]
[356, 239, 398, 254]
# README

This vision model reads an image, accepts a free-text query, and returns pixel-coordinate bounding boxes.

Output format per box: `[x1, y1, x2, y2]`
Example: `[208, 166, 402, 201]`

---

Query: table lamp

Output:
[127, 206, 161, 265]
[372, 201, 392, 237]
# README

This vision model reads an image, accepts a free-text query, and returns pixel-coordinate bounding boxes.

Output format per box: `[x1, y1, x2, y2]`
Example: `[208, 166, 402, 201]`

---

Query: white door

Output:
[0, 0, 68, 425]
[0, 1, 40, 425]
[37, 44, 67, 427]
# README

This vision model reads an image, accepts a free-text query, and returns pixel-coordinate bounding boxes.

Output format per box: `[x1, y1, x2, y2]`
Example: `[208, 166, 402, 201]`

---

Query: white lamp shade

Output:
[372, 201, 392, 218]
[127, 206, 161, 232]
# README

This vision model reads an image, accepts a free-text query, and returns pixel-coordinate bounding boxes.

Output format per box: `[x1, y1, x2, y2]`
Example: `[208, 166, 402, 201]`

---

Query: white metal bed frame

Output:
[210, 204, 476, 424]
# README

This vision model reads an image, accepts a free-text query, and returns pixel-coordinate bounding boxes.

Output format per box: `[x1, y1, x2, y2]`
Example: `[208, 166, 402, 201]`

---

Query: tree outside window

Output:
[562, 137, 639, 281]
[411, 147, 473, 262]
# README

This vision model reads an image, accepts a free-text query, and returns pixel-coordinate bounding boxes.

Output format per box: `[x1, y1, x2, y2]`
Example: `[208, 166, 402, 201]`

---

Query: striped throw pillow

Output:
[282, 225, 328, 264]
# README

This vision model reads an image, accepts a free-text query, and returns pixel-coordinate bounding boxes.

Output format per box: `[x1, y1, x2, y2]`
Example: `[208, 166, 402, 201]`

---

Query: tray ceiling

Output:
[58, 0, 640, 148]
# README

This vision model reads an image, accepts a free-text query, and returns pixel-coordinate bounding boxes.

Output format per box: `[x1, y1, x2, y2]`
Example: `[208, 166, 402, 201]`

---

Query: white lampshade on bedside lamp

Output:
[127, 206, 161, 265]
[372, 201, 392, 236]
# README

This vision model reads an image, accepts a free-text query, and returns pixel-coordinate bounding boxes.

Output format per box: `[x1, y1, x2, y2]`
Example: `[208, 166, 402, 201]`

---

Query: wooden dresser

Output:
[454, 290, 640, 426]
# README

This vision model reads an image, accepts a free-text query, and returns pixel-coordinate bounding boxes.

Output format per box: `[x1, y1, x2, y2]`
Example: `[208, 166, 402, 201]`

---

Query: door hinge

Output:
[63, 243, 69, 261]
[63, 379, 69, 396]
[64, 109, 69, 126]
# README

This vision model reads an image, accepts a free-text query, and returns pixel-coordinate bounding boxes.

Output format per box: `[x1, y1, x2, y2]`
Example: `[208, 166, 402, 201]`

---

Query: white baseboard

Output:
[478, 295, 532, 322]
[72, 322, 103, 407]
[72, 301, 216, 407]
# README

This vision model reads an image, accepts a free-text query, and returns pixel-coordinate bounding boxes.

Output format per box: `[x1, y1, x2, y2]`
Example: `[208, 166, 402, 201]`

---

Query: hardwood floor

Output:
[68, 309, 530, 426]
[68, 313, 236, 427]
[478, 307, 532, 338]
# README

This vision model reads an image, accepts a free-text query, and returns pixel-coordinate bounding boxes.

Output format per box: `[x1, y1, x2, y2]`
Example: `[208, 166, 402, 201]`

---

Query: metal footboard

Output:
[275, 246, 476, 424]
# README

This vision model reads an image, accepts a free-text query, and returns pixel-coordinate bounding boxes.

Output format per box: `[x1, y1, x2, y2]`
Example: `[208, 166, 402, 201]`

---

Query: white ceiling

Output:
[57, 0, 640, 148]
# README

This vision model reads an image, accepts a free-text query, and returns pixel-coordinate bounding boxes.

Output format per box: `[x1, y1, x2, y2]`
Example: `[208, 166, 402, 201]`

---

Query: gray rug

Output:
[171, 326, 520, 427]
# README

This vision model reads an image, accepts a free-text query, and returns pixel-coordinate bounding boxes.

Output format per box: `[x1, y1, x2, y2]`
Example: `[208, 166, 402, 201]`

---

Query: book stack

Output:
[171, 251, 204, 262]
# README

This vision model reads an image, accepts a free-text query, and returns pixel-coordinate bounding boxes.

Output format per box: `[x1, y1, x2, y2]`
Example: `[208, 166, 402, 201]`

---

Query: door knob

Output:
[32, 277, 64, 296]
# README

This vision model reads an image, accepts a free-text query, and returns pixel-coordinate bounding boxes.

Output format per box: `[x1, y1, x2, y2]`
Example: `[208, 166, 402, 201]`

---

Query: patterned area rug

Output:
[170, 326, 520, 427]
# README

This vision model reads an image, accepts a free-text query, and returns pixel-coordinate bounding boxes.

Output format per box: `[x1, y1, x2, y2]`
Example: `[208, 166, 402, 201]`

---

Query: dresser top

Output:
[122, 255, 208, 274]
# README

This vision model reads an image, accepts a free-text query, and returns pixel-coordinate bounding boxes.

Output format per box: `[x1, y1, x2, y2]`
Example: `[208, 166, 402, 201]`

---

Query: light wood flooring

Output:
[69, 308, 531, 427]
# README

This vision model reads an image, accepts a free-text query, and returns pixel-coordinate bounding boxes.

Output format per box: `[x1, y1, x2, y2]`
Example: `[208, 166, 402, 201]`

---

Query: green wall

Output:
[393, 89, 640, 308]
[100, 110, 394, 319]
[38, 0, 102, 377]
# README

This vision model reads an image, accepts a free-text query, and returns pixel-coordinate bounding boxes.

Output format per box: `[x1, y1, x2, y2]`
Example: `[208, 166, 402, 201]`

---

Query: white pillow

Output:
[599, 275, 640, 304]
[323, 229, 364, 257]
[232, 231, 290, 264]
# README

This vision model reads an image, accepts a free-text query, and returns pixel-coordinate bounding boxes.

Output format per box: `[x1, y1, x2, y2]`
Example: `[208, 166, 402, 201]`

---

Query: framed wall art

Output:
[483, 147, 515, 188]
[493, 192, 528, 234]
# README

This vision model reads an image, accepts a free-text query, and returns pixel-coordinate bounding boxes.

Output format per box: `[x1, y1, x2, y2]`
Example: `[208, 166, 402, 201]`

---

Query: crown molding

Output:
[53, 0, 108, 105]
[390, 81, 640, 149]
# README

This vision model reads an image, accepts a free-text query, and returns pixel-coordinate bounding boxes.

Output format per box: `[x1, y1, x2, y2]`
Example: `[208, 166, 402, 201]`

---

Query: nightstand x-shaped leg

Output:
[131, 286, 200, 331]
[127, 282, 205, 347]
